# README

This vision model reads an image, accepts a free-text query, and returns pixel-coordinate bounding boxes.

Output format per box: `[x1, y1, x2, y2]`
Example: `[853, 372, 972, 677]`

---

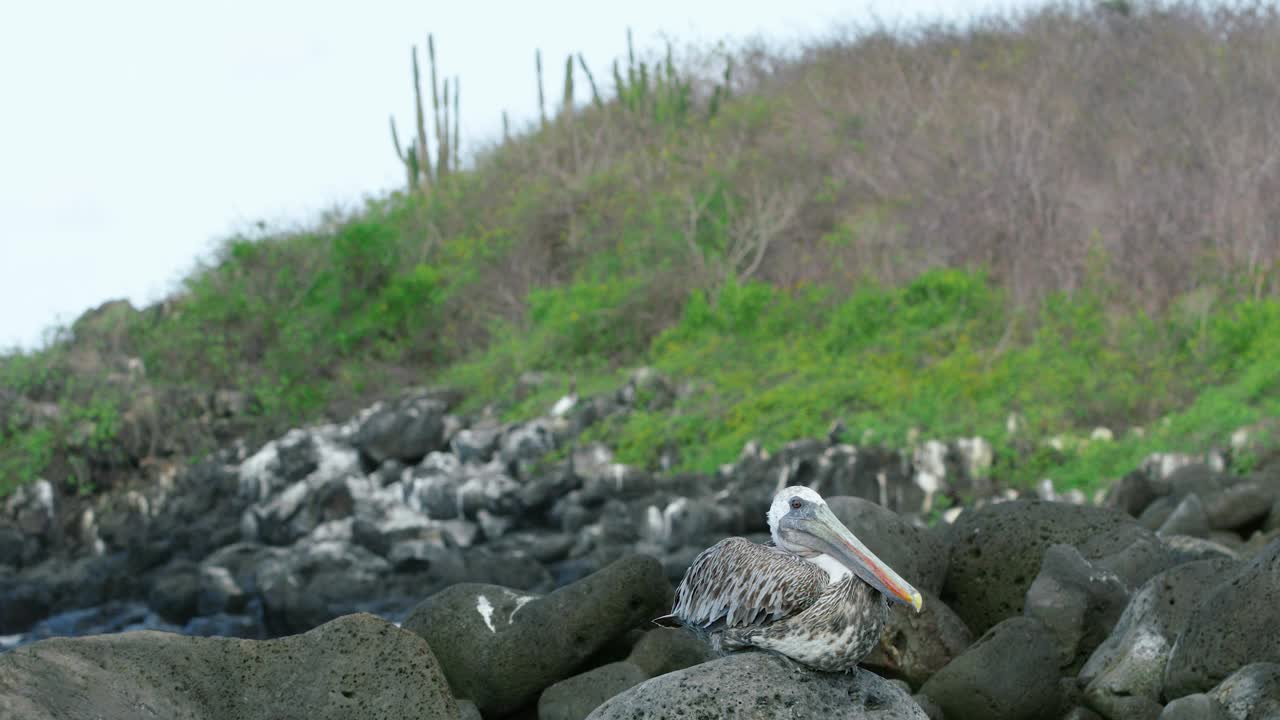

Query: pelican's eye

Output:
[790, 499, 802, 510]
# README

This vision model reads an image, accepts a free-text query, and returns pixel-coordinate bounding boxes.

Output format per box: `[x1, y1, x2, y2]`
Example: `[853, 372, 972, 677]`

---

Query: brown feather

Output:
[671, 537, 829, 631]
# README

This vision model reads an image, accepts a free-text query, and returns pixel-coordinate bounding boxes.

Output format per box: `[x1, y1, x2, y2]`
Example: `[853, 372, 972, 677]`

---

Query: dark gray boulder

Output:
[236, 430, 327, 502]
[353, 394, 448, 464]
[587, 652, 928, 720]
[402, 554, 672, 717]
[146, 561, 203, 624]
[0, 553, 138, 635]
[457, 700, 483, 720]
[274, 428, 321, 486]
[1158, 694, 1228, 720]
[0, 573, 51, 634]
[1080, 558, 1240, 719]
[0, 613, 457, 720]
[827, 496, 950, 595]
[864, 589, 973, 688]
[1207, 663, 1280, 719]
[583, 395, 632, 438]
[1266, 495, 1280, 533]
[451, 423, 502, 464]
[944, 500, 1155, 634]
[489, 531, 576, 565]
[1158, 494, 1210, 538]
[404, 472, 463, 520]
[1093, 533, 1190, 589]
[371, 458, 406, 486]
[253, 540, 391, 635]
[1106, 471, 1159, 517]
[538, 662, 650, 720]
[641, 496, 744, 552]
[1210, 529, 1246, 549]
[196, 565, 247, 616]
[1204, 481, 1275, 532]
[810, 446, 921, 514]
[658, 544, 706, 585]
[241, 440, 363, 546]
[1165, 464, 1226, 501]
[1160, 534, 1239, 563]
[912, 693, 946, 720]
[619, 367, 676, 410]
[459, 546, 555, 590]
[131, 461, 246, 567]
[500, 419, 557, 465]
[579, 466, 656, 506]
[386, 539, 466, 577]
[1163, 540, 1280, 698]
[1240, 528, 1280, 558]
[1023, 544, 1128, 672]
[200, 542, 273, 585]
[517, 465, 580, 513]
[1139, 496, 1179, 531]
[919, 616, 1062, 720]
[537, 626, 718, 719]
[1162, 532, 1239, 561]
[5, 479, 55, 538]
[0, 525, 35, 569]
[457, 469, 523, 518]
[351, 503, 448, 557]
[624, 627, 717, 677]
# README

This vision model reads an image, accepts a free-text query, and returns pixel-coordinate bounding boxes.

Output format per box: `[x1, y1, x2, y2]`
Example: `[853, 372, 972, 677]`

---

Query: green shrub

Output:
[527, 277, 650, 368]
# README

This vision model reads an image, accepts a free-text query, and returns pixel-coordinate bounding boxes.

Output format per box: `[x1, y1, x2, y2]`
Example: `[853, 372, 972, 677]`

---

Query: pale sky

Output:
[0, 0, 1017, 350]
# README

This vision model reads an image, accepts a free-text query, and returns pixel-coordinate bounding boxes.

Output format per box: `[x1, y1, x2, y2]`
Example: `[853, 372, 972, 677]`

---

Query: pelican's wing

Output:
[671, 537, 829, 630]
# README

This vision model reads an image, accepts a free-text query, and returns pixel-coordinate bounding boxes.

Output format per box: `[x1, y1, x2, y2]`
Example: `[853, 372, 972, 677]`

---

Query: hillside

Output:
[3, 0, 1280, 499]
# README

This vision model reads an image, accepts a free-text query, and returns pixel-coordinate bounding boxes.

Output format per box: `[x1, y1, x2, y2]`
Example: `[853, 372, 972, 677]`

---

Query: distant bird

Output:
[665, 486, 922, 672]
[550, 376, 578, 418]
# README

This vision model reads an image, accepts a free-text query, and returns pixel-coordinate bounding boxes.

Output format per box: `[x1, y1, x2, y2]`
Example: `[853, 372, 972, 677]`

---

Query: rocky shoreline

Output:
[3, 372, 1279, 718]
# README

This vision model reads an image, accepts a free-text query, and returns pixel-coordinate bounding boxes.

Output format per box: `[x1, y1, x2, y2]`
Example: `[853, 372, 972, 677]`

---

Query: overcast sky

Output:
[0, 0, 1020, 350]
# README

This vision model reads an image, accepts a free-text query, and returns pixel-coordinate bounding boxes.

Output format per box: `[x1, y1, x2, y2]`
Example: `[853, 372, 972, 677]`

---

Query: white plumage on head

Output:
[766, 485, 825, 541]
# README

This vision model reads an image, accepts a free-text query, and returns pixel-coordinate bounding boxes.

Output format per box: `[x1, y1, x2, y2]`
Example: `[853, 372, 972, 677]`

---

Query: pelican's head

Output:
[767, 486, 923, 613]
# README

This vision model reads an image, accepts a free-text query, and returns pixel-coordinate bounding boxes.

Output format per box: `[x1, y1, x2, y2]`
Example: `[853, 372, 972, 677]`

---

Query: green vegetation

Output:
[456, 270, 1280, 492]
[4, 2, 1280, 497]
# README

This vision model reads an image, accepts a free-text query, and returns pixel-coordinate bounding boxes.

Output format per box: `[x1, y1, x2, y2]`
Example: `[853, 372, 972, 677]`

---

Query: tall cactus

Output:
[562, 55, 575, 114]
[389, 117, 419, 191]
[389, 33, 461, 193]
[430, 36, 449, 179]
[413, 45, 432, 187]
[578, 54, 603, 109]
[389, 45, 432, 194]
[439, 77, 450, 178]
[536, 49, 547, 128]
[626, 28, 637, 88]
[605, 31, 714, 125]
[452, 78, 461, 171]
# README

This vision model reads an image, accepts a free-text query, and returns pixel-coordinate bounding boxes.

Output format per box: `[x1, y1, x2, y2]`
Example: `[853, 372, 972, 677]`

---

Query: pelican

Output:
[667, 486, 923, 672]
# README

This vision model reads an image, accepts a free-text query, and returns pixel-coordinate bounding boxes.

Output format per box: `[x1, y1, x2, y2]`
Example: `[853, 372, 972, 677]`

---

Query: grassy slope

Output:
[3, 1, 1280, 495]
[460, 270, 1280, 492]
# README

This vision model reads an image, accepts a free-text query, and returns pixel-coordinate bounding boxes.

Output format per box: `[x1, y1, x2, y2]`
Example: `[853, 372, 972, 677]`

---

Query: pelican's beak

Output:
[791, 504, 924, 613]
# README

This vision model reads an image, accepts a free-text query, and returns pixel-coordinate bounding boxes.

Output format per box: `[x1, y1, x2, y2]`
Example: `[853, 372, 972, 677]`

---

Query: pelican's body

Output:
[669, 487, 922, 672]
